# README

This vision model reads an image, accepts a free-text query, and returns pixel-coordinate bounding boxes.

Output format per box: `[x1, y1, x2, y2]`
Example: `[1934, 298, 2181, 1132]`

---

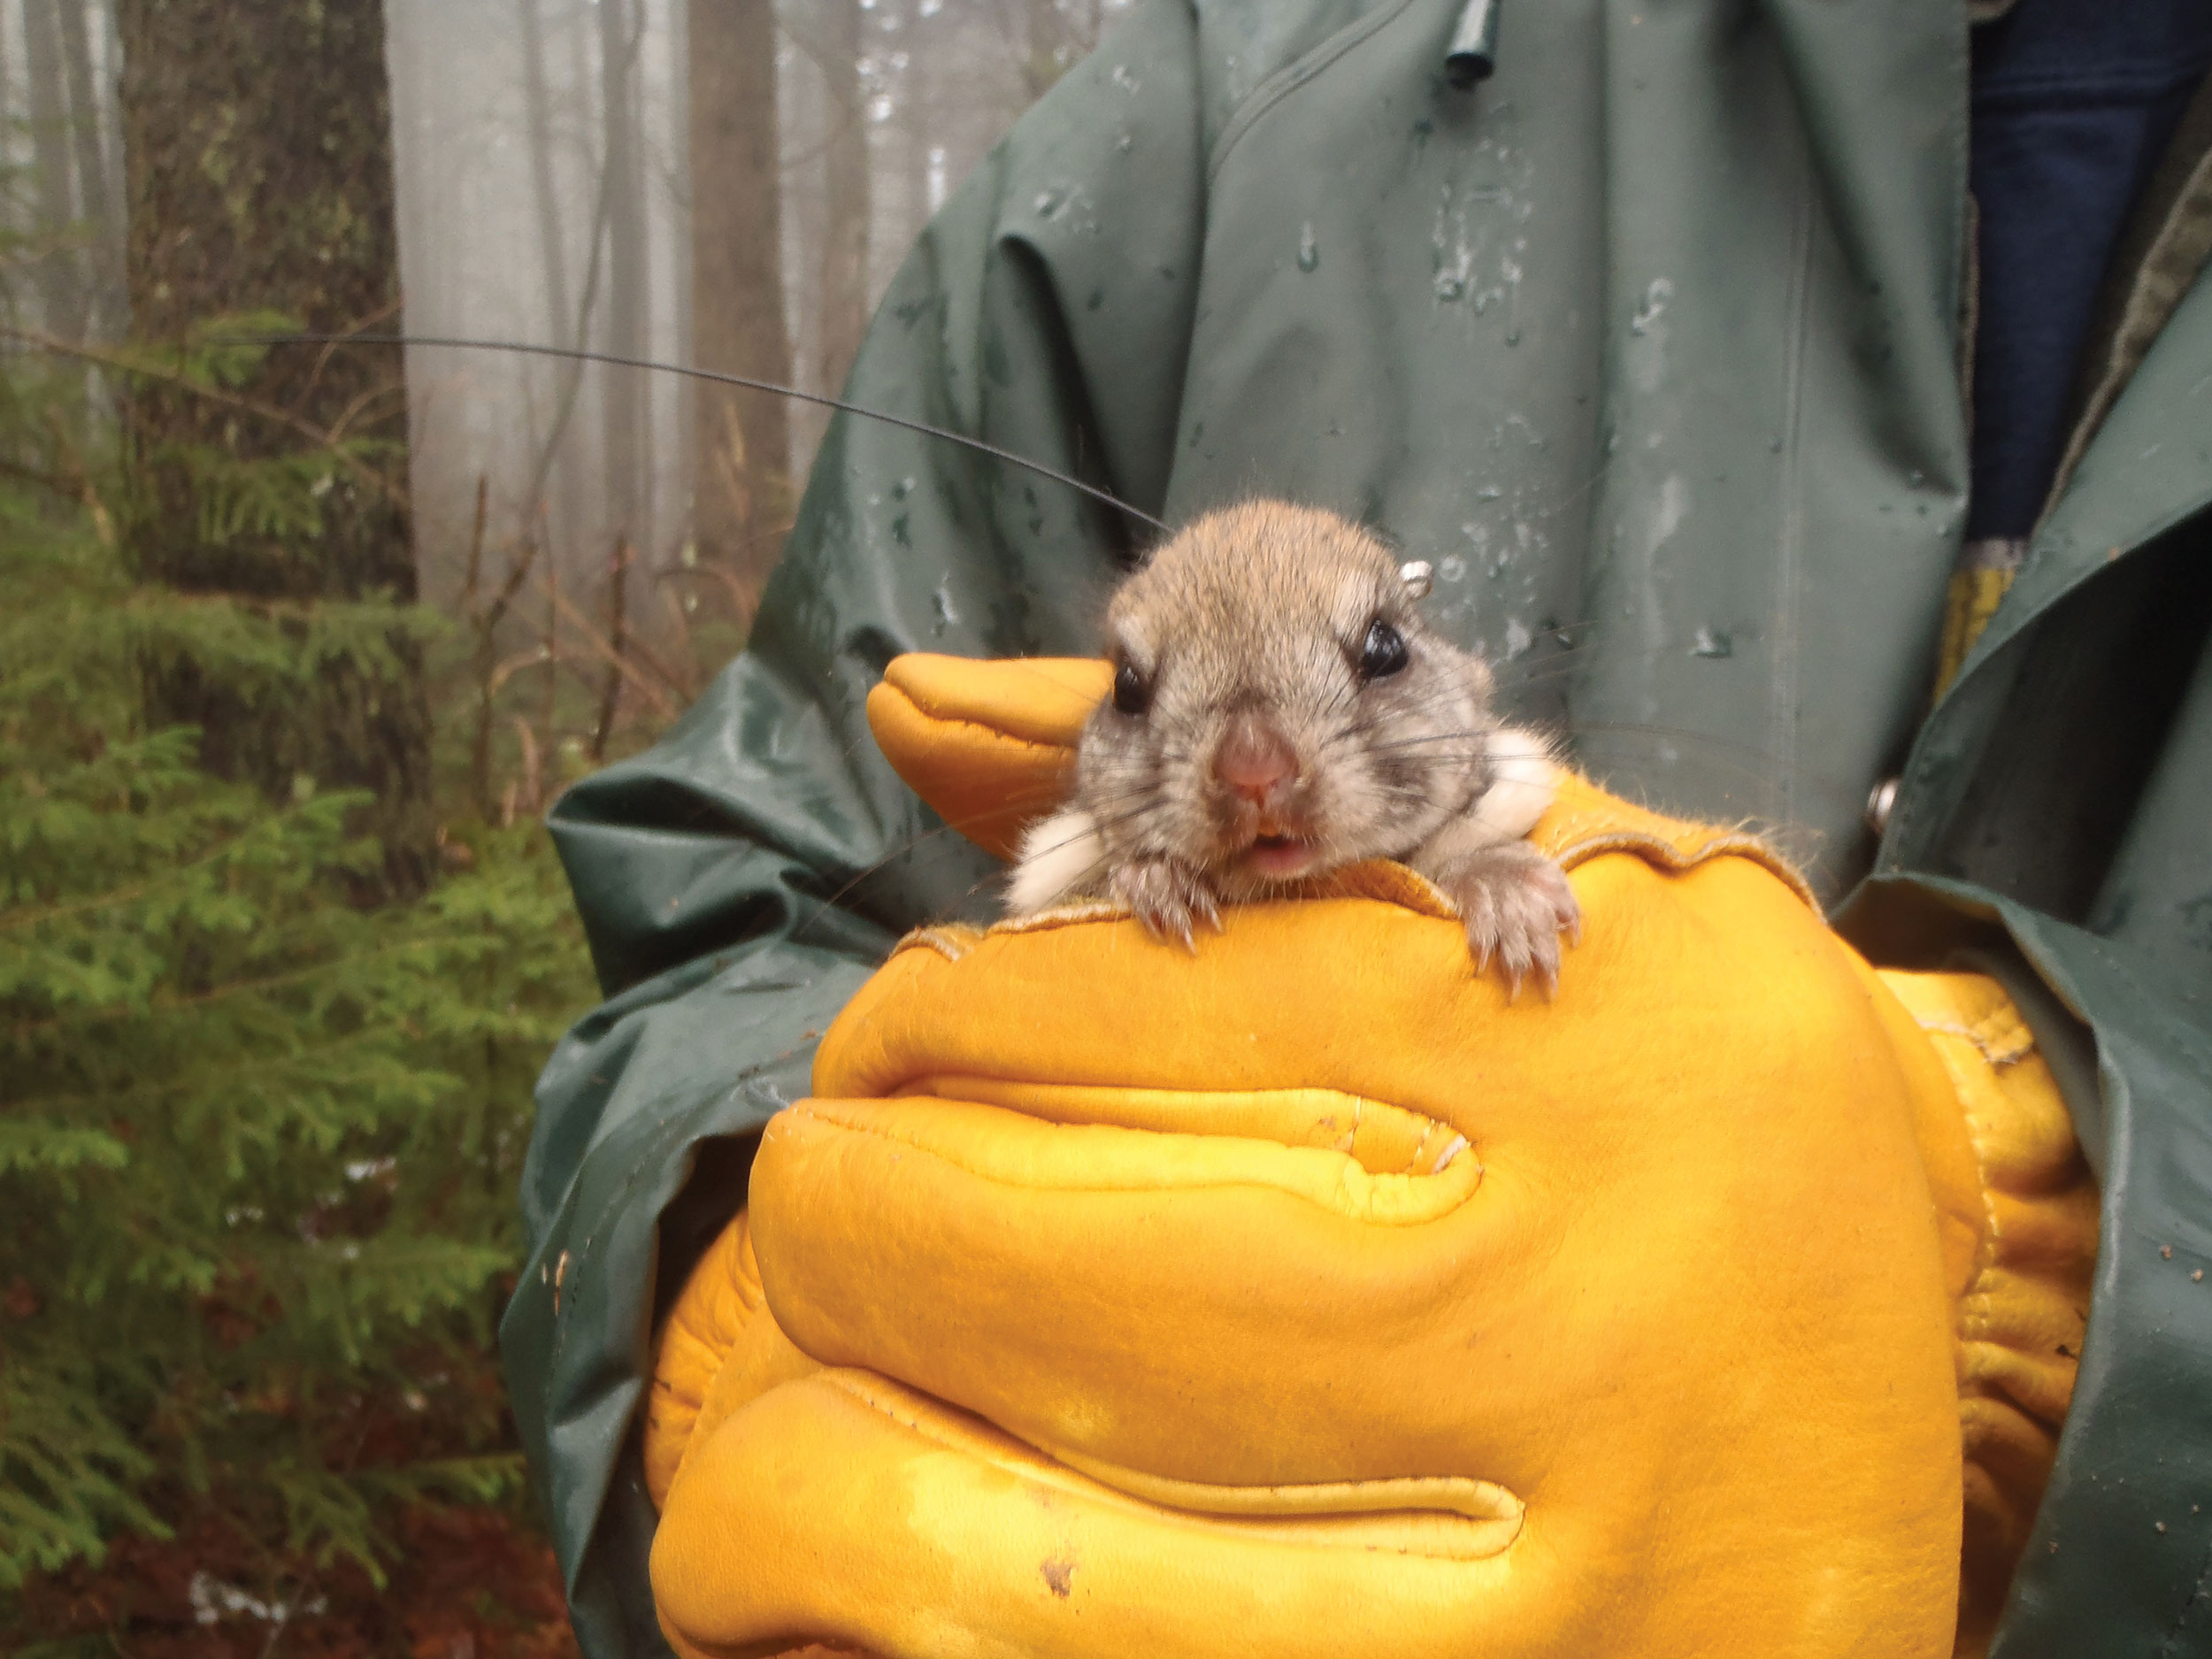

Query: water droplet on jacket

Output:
[1035, 188, 1064, 218]
[1115, 128, 1134, 152]
[1907, 469, 1924, 487]
[1691, 626, 1732, 659]
[1504, 618, 1534, 658]
[1477, 484, 1502, 501]
[1297, 222, 1318, 272]
[1435, 273, 1467, 302]
[1504, 326, 1522, 346]
[1440, 554, 1468, 583]
[1630, 277, 1673, 335]
[933, 582, 961, 635]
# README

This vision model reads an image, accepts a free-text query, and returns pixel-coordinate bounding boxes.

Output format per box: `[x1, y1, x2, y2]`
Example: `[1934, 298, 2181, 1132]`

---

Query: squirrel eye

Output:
[1357, 618, 1409, 680]
[1112, 661, 1150, 715]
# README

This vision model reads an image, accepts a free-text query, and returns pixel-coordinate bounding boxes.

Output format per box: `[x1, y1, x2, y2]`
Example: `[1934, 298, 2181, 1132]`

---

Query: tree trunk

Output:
[1020, 0, 1064, 100]
[666, 0, 695, 567]
[23, 0, 84, 338]
[117, 0, 434, 901]
[815, 0, 871, 400]
[688, 0, 792, 606]
[516, 0, 585, 552]
[598, 0, 650, 566]
[900, 0, 933, 250]
[58, 0, 126, 338]
[517, 0, 574, 348]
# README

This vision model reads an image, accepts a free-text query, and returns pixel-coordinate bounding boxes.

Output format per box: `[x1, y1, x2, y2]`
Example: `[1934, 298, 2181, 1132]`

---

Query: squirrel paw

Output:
[1443, 847, 1581, 999]
[1111, 857, 1223, 952]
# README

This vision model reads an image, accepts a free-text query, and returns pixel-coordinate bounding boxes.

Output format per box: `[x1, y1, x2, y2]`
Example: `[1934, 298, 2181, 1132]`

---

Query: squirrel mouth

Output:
[1241, 826, 1319, 879]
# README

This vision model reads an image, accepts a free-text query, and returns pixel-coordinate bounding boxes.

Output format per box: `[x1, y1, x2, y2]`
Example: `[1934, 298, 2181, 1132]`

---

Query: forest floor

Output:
[15, 1507, 579, 1658]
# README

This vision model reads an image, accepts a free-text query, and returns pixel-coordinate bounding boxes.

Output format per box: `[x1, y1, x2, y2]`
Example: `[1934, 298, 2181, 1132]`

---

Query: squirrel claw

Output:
[1448, 850, 1579, 1001]
[1113, 857, 1221, 950]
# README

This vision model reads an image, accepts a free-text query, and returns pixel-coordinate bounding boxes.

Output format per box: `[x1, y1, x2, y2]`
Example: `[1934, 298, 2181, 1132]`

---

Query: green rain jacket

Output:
[501, 2, 2212, 1652]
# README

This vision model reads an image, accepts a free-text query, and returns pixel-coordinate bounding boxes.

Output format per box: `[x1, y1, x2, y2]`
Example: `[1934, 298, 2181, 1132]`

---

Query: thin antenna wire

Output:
[216, 330, 1170, 535]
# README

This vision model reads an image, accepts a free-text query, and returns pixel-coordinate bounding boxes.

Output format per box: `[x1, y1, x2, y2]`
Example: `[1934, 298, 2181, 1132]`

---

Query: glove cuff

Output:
[1876, 968, 2100, 1658]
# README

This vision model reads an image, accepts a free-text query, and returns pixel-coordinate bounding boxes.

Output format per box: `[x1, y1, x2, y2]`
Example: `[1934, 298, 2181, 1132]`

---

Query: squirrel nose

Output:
[1213, 718, 1297, 806]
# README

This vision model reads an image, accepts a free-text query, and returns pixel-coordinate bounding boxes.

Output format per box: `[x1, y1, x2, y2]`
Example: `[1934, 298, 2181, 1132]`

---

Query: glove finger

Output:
[865, 655, 1111, 859]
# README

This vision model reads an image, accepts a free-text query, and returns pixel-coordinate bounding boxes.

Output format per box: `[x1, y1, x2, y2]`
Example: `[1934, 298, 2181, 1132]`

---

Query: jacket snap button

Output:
[1864, 777, 1900, 837]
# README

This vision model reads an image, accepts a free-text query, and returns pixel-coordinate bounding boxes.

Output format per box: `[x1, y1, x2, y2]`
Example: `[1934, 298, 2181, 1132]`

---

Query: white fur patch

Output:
[1006, 806, 1106, 915]
[1470, 726, 1557, 843]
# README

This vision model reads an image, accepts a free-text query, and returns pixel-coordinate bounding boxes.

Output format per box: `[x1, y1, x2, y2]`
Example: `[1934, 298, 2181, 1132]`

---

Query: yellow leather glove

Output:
[643, 656, 2097, 1659]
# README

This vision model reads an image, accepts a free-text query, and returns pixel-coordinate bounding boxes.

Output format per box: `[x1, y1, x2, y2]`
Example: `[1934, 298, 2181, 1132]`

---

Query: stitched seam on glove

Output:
[895, 1076, 1476, 1178]
[1545, 827, 1818, 909]
[815, 1370, 1525, 1563]
[902, 925, 982, 962]
[777, 1102, 1486, 1225]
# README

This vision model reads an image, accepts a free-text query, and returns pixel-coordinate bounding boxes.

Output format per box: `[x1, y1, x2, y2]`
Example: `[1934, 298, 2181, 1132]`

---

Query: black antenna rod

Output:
[219, 330, 1169, 535]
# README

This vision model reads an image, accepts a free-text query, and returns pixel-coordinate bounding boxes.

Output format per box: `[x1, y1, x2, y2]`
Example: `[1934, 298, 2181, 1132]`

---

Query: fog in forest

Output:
[7, 0, 1131, 624]
[387, 0, 1133, 612]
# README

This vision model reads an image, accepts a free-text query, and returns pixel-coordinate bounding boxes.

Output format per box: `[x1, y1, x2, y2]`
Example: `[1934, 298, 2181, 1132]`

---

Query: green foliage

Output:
[0, 374, 597, 1607]
[113, 310, 410, 559]
[175, 308, 301, 389]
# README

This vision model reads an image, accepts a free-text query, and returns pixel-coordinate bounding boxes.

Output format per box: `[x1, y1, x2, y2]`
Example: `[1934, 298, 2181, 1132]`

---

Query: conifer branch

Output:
[0, 323, 405, 511]
[0, 821, 265, 934]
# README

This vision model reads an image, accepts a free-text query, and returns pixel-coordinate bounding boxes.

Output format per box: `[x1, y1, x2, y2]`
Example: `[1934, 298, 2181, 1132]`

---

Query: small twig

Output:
[461, 474, 490, 608]
[488, 646, 552, 697]
[590, 537, 633, 762]
[658, 581, 693, 651]
[512, 716, 543, 816]
[465, 475, 496, 816]
[613, 588, 696, 703]
[534, 568, 677, 719]
[540, 549, 560, 759]
[0, 451, 88, 503]
[687, 563, 767, 631]
[491, 537, 538, 620]
[322, 377, 408, 447]
[297, 293, 404, 408]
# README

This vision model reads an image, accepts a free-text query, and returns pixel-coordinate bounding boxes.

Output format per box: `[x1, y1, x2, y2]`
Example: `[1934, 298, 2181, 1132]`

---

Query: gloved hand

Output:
[641, 656, 2096, 1659]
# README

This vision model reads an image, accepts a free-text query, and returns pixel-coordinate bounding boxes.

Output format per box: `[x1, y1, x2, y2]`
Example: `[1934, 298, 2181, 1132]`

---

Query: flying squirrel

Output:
[1006, 501, 1580, 995]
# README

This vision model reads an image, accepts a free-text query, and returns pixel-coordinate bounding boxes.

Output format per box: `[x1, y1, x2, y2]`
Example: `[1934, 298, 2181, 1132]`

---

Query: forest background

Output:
[1, 2, 1124, 1653]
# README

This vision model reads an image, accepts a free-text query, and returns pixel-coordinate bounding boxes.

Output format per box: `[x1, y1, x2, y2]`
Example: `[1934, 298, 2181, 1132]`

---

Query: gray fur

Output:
[1008, 501, 1578, 992]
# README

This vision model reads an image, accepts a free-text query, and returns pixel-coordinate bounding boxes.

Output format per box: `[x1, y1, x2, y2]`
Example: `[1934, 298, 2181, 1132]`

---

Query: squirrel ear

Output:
[1398, 560, 1434, 600]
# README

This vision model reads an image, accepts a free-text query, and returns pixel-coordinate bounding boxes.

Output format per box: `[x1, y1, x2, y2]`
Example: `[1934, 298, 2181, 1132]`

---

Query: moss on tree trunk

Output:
[118, 0, 434, 900]
[690, 0, 793, 606]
